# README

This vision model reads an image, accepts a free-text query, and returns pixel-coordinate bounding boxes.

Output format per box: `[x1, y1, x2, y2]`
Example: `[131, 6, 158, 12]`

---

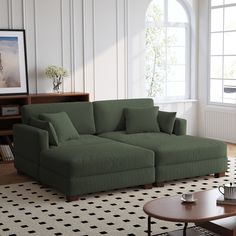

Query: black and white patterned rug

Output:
[0, 158, 234, 236]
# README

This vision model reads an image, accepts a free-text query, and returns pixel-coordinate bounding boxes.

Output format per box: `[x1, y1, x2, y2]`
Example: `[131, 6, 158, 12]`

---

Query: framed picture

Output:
[0, 29, 28, 95]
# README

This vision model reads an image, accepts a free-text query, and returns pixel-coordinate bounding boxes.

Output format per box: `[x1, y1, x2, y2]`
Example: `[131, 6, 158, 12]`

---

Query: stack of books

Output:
[216, 195, 236, 205]
[0, 145, 14, 162]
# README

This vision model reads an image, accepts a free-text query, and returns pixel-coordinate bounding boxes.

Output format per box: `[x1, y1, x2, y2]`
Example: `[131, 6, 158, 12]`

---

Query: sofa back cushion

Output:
[125, 107, 160, 134]
[21, 102, 96, 134]
[157, 111, 177, 134]
[93, 98, 154, 134]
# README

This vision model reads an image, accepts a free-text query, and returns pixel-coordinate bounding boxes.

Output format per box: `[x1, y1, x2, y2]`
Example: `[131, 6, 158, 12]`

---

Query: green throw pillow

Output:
[125, 107, 160, 134]
[29, 118, 59, 146]
[158, 111, 176, 134]
[39, 112, 79, 143]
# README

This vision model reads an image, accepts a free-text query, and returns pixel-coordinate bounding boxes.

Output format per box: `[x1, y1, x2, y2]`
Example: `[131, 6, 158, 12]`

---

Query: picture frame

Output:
[0, 29, 28, 95]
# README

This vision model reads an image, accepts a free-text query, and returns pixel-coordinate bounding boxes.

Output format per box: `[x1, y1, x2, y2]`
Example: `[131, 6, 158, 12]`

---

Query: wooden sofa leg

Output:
[40, 183, 50, 188]
[153, 182, 165, 187]
[66, 195, 80, 202]
[143, 184, 153, 189]
[214, 172, 225, 178]
[17, 170, 24, 175]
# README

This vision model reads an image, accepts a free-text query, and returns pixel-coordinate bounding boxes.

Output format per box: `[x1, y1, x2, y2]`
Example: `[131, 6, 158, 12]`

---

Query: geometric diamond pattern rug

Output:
[0, 158, 234, 236]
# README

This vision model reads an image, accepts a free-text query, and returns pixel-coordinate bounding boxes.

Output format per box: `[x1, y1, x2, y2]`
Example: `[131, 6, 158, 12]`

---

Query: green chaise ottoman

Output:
[39, 135, 155, 200]
[99, 131, 227, 185]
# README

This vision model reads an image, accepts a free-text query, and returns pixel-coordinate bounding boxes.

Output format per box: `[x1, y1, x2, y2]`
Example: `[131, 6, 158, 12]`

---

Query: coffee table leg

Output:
[147, 218, 188, 236]
[183, 222, 188, 235]
[148, 216, 151, 236]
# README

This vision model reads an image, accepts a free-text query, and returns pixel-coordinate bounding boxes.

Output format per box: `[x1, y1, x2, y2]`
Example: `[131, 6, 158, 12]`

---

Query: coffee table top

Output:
[143, 189, 236, 223]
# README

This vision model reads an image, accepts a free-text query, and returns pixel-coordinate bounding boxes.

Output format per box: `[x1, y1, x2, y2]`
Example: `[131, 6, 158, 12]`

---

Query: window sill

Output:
[155, 99, 198, 105]
[206, 103, 236, 112]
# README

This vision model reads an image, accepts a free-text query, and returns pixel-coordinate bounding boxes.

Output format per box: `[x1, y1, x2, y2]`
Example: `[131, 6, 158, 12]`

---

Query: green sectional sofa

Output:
[13, 98, 227, 201]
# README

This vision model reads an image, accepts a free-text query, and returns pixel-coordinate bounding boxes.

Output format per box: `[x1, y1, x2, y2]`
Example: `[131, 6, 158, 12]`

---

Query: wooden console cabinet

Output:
[0, 92, 89, 136]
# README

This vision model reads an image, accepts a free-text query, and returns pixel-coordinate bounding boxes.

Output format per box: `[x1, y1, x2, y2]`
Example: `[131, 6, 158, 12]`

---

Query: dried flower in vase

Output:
[45, 65, 69, 93]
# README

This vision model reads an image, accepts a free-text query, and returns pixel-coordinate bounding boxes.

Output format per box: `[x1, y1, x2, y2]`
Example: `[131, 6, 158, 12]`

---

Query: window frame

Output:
[208, 0, 236, 107]
[144, 0, 191, 102]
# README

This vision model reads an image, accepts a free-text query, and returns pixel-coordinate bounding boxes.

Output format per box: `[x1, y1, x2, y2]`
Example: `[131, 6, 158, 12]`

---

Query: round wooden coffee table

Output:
[143, 189, 236, 236]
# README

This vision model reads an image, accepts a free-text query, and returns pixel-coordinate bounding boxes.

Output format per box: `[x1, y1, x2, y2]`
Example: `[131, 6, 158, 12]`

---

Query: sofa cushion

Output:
[173, 118, 187, 136]
[39, 112, 79, 143]
[99, 131, 227, 165]
[125, 107, 160, 134]
[21, 102, 96, 134]
[29, 118, 59, 146]
[40, 135, 155, 178]
[158, 111, 176, 134]
[93, 98, 154, 134]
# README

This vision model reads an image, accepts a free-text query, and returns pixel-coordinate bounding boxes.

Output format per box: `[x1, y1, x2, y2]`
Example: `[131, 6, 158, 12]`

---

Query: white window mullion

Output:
[185, 24, 190, 99]
[222, 4, 225, 103]
[209, 0, 236, 106]
[164, 0, 168, 25]
[165, 0, 168, 97]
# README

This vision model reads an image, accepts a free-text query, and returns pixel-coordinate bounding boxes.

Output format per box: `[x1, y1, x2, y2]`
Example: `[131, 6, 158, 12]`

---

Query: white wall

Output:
[127, 0, 150, 98]
[0, 0, 198, 135]
[0, 0, 127, 100]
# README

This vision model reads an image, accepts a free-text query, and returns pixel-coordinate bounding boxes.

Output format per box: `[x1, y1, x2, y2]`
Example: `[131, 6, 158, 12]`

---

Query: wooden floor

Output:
[0, 143, 236, 186]
[227, 143, 236, 157]
[0, 162, 33, 185]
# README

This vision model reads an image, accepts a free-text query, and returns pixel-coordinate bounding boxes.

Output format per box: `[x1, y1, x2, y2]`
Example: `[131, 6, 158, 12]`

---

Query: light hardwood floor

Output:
[227, 143, 236, 157]
[1, 143, 236, 186]
[0, 162, 32, 185]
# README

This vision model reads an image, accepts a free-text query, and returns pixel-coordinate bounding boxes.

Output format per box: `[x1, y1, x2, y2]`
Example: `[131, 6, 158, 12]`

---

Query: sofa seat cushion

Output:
[99, 131, 227, 165]
[40, 135, 154, 178]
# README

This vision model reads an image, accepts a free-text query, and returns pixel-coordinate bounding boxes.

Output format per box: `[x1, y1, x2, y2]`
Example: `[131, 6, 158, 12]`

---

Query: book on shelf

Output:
[216, 195, 236, 206]
[0, 145, 14, 161]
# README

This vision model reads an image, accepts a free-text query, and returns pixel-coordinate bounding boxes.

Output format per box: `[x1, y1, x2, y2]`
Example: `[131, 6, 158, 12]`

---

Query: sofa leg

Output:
[66, 195, 80, 202]
[143, 184, 153, 189]
[214, 172, 225, 178]
[153, 182, 165, 187]
[40, 183, 50, 188]
[17, 170, 24, 175]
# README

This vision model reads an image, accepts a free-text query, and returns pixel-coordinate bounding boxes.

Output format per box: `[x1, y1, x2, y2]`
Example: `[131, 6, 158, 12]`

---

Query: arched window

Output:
[145, 0, 190, 101]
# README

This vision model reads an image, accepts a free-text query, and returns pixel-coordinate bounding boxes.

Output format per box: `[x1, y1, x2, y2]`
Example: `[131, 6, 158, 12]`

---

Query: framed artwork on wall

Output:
[0, 29, 28, 95]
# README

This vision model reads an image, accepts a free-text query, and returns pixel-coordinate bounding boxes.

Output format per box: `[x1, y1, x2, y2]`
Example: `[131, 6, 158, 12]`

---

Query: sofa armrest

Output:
[13, 124, 49, 163]
[173, 118, 187, 135]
